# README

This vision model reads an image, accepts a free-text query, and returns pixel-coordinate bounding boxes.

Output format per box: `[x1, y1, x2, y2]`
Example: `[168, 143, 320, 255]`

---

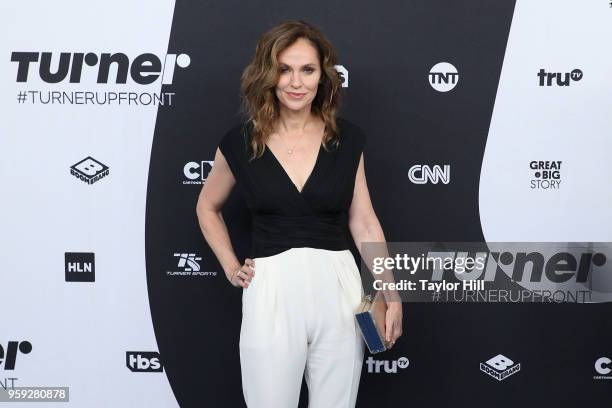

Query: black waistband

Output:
[251, 212, 350, 258]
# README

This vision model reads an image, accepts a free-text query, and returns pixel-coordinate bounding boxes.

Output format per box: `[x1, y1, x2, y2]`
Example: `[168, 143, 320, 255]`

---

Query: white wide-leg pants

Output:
[239, 247, 365, 408]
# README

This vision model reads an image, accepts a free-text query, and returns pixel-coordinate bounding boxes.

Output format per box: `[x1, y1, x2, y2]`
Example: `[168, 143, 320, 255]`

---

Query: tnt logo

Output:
[334, 65, 348, 88]
[480, 354, 520, 381]
[126, 352, 163, 372]
[65, 252, 95, 282]
[183, 161, 213, 185]
[594, 357, 612, 380]
[0, 341, 32, 370]
[408, 165, 450, 184]
[366, 356, 409, 374]
[537, 68, 583, 86]
[70, 156, 109, 185]
[429, 62, 459, 92]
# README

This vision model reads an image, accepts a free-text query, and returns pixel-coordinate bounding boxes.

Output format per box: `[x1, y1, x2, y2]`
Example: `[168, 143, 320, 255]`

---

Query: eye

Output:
[303, 67, 315, 74]
[279, 66, 289, 73]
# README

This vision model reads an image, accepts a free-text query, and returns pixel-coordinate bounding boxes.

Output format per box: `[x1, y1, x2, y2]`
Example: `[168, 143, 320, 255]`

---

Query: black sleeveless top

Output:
[217, 117, 367, 259]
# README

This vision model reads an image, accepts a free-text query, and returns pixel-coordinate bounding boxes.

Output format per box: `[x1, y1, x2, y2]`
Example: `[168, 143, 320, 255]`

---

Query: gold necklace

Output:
[278, 130, 306, 155]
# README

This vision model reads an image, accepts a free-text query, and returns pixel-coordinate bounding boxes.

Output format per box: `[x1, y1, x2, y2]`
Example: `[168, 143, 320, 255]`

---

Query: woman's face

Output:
[275, 37, 322, 113]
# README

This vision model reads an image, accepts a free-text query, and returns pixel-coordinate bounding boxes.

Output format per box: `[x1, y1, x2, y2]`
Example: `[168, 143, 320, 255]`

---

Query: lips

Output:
[287, 92, 306, 99]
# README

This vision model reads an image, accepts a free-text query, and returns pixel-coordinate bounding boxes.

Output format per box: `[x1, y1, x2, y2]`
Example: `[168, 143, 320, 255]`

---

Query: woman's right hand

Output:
[228, 258, 256, 288]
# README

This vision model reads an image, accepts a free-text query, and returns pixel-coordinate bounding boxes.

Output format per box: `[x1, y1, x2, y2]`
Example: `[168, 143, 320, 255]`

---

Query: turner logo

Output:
[366, 356, 409, 374]
[429, 62, 458, 92]
[183, 161, 213, 185]
[70, 157, 109, 185]
[594, 357, 612, 380]
[334, 65, 349, 87]
[0, 341, 32, 370]
[126, 352, 163, 373]
[408, 165, 450, 184]
[65, 252, 95, 282]
[530, 160, 562, 189]
[167, 252, 216, 277]
[11, 52, 190, 85]
[480, 354, 520, 381]
[537, 68, 583, 86]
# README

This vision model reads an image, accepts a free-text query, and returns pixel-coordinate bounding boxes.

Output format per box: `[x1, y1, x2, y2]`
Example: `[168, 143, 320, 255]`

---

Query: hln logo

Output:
[408, 165, 450, 184]
[126, 352, 163, 372]
[480, 354, 521, 381]
[65, 252, 95, 282]
[0, 341, 32, 370]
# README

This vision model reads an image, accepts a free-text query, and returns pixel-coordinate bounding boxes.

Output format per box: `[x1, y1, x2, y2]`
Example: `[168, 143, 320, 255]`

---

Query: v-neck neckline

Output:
[264, 141, 323, 195]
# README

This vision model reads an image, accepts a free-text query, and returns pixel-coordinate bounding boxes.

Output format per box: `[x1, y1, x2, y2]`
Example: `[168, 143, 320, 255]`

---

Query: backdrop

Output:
[2, 0, 611, 407]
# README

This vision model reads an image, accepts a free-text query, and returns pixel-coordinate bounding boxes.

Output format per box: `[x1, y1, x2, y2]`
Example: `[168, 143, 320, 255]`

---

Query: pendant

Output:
[287, 149, 293, 154]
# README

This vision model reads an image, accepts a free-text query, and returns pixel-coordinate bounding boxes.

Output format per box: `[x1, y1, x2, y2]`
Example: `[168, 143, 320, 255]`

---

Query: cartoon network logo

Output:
[408, 165, 450, 184]
[11, 52, 190, 85]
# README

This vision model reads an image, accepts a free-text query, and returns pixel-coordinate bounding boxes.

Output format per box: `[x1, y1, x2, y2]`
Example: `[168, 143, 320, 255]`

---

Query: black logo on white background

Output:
[480, 354, 520, 381]
[65, 252, 95, 282]
[70, 157, 109, 185]
[530, 160, 561, 189]
[183, 161, 213, 185]
[537, 68, 583, 86]
[0, 341, 32, 370]
[126, 351, 163, 372]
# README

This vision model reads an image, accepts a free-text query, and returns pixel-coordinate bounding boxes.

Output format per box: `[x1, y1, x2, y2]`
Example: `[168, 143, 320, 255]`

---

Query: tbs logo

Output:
[366, 356, 409, 374]
[0, 341, 32, 370]
[480, 354, 520, 381]
[126, 352, 163, 373]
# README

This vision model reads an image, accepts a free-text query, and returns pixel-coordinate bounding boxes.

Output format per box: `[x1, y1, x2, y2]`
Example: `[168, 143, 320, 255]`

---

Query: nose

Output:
[290, 71, 302, 88]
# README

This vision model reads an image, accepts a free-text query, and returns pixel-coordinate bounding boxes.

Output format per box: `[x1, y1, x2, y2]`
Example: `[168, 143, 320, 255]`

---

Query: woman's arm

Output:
[348, 153, 403, 345]
[196, 148, 253, 287]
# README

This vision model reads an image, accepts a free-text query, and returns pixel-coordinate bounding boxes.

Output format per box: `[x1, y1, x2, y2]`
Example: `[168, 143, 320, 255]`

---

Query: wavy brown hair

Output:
[239, 19, 343, 161]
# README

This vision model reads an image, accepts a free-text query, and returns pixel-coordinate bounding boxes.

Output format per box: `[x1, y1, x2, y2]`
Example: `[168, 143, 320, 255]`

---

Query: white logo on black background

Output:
[126, 351, 163, 373]
[334, 65, 348, 88]
[480, 354, 520, 381]
[65, 252, 95, 282]
[408, 165, 450, 184]
[537, 68, 583, 86]
[70, 157, 109, 185]
[167, 253, 217, 277]
[530, 160, 561, 189]
[0, 341, 32, 370]
[183, 161, 213, 185]
[594, 357, 612, 380]
[366, 356, 409, 374]
[429, 62, 459, 92]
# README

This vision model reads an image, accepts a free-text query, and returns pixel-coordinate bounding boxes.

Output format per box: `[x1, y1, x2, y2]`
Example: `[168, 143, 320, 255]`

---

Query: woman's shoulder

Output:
[336, 116, 367, 153]
[218, 121, 251, 155]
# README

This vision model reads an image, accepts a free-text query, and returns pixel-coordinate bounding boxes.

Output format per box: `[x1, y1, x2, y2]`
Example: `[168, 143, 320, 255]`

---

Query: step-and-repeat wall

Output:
[2, 1, 611, 407]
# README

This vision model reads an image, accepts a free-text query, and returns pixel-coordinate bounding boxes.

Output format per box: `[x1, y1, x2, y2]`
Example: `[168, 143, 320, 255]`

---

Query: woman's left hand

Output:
[384, 302, 403, 349]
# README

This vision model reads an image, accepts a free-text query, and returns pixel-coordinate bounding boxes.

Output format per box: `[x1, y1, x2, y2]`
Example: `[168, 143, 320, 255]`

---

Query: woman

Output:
[196, 20, 402, 408]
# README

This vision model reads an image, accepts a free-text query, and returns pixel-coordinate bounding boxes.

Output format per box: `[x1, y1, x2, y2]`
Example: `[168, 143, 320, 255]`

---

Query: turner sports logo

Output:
[0, 341, 32, 370]
[65, 252, 95, 282]
[11, 52, 190, 85]
[126, 351, 163, 373]
[167, 253, 218, 277]
[183, 161, 213, 185]
[70, 157, 109, 185]
[537, 68, 583, 86]
[480, 354, 520, 381]
[366, 356, 409, 374]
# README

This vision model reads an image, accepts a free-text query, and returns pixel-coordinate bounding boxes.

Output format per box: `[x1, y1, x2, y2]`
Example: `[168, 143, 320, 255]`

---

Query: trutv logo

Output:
[126, 352, 163, 373]
[537, 68, 583, 86]
[366, 356, 409, 374]
[10, 52, 190, 84]
[0, 341, 32, 370]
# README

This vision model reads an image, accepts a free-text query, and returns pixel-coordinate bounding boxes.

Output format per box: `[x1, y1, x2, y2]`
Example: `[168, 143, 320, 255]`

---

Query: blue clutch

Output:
[354, 291, 388, 354]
